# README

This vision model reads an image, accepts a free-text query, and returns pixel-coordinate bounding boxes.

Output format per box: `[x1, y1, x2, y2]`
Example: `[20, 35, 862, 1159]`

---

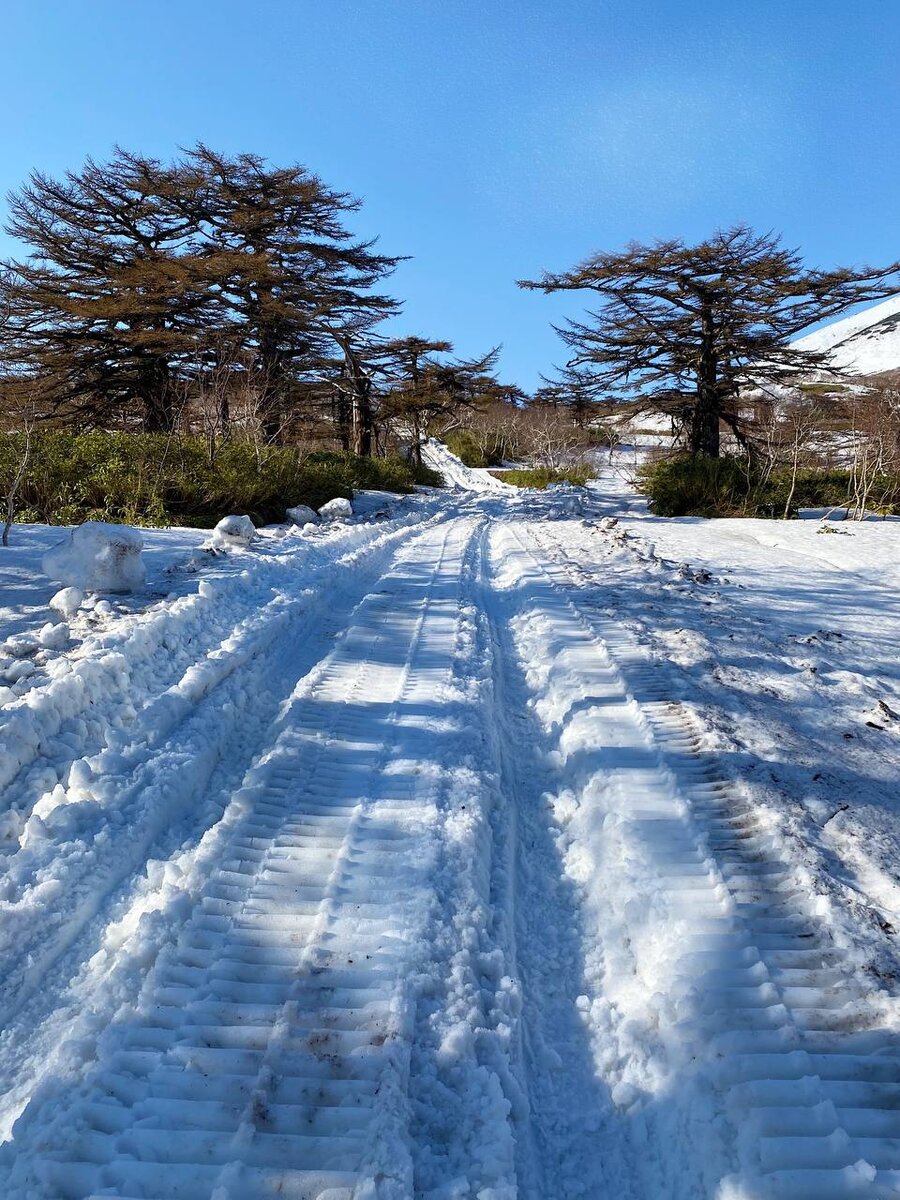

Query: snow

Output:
[318, 496, 353, 521]
[421, 437, 515, 492]
[211, 513, 256, 549]
[285, 503, 319, 526]
[793, 293, 900, 376]
[48, 587, 83, 620]
[0, 455, 899, 1199]
[41, 520, 146, 594]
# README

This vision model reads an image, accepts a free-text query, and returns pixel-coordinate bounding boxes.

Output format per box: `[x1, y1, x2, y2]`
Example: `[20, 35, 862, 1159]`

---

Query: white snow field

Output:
[1, 449, 900, 1199]
[792, 293, 900, 377]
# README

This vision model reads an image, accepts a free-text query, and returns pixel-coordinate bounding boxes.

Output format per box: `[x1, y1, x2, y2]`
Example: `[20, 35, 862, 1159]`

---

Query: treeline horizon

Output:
[1, 144, 898, 469]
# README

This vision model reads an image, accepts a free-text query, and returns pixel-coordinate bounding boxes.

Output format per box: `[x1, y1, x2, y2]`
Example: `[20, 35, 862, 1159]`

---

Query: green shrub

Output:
[445, 429, 508, 468]
[760, 468, 898, 515]
[637, 455, 755, 517]
[0, 432, 442, 527]
[637, 455, 900, 518]
[490, 465, 594, 489]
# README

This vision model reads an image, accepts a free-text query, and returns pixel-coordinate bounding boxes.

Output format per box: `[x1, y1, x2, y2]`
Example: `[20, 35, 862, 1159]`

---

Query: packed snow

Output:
[0, 448, 899, 1199]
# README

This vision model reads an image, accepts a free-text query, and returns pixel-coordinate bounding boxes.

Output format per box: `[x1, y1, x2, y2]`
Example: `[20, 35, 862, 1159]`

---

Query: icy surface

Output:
[41, 521, 146, 594]
[0, 452, 899, 1199]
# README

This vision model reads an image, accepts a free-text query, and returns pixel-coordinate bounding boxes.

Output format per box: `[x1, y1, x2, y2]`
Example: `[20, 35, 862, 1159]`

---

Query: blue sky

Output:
[2, 1, 898, 391]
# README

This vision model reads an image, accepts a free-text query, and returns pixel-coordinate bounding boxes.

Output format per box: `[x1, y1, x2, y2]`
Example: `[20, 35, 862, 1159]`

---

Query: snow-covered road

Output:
[1, 447, 899, 1198]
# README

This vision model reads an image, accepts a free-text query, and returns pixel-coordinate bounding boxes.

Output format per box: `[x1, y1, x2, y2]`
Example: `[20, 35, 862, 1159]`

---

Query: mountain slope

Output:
[793, 293, 900, 376]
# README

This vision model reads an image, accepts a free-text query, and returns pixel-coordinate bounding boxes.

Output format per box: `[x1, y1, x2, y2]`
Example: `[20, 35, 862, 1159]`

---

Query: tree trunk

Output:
[218, 384, 230, 437]
[690, 300, 720, 456]
[141, 361, 176, 433]
[351, 386, 372, 457]
[332, 388, 351, 451]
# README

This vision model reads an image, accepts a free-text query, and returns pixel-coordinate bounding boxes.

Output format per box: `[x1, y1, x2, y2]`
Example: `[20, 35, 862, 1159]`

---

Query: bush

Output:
[490, 465, 594, 489]
[0, 431, 442, 527]
[637, 455, 754, 517]
[637, 455, 900, 518]
[760, 468, 898, 515]
[444, 429, 508, 468]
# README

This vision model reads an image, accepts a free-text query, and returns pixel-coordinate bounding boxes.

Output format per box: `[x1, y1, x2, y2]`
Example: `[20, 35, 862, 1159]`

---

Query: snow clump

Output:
[37, 622, 70, 650]
[42, 522, 145, 594]
[286, 504, 319, 526]
[211, 515, 256, 550]
[49, 586, 84, 619]
[318, 497, 352, 522]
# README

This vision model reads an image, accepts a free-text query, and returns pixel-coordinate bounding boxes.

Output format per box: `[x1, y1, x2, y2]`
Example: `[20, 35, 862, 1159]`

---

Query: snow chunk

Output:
[3, 634, 39, 658]
[318, 496, 352, 522]
[42, 522, 145, 594]
[49, 586, 84, 619]
[211, 514, 256, 550]
[37, 621, 70, 650]
[286, 504, 319, 526]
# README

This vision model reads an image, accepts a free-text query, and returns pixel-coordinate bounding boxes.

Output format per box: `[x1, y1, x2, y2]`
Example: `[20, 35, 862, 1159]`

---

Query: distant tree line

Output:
[3, 147, 898, 480]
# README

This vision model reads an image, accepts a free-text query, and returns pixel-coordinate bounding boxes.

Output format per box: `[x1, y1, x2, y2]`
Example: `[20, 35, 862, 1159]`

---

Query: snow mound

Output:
[37, 621, 69, 649]
[286, 504, 319, 526]
[211, 514, 256, 549]
[318, 497, 352, 522]
[421, 438, 513, 493]
[42, 522, 145, 594]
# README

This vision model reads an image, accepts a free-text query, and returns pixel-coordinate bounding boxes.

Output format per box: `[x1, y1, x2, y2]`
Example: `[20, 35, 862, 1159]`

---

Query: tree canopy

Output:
[0, 146, 401, 436]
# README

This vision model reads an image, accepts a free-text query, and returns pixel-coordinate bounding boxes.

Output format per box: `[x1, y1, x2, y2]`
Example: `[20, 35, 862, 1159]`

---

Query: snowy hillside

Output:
[1, 448, 900, 1198]
[793, 292, 900, 375]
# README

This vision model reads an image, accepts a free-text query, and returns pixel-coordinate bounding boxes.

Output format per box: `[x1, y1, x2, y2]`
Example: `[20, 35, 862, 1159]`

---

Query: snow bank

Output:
[318, 496, 352, 521]
[421, 438, 514, 493]
[210, 514, 255, 549]
[41, 522, 145, 594]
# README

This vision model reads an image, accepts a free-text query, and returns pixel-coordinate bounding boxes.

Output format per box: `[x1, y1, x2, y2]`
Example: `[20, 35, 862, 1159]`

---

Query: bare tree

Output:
[847, 379, 900, 518]
[779, 400, 826, 519]
[518, 403, 587, 469]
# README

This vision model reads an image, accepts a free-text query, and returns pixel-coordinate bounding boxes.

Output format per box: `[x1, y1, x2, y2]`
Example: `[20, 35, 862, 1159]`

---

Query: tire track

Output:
[0, 512, 444, 1040]
[1, 515, 481, 1200]
[493, 516, 900, 1199]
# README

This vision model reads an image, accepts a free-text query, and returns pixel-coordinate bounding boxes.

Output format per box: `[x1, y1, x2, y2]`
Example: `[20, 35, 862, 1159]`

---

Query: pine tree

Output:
[2, 150, 215, 430]
[379, 338, 500, 462]
[0, 146, 401, 441]
[520, 226, 900, 456]
[182, 146, 401, 441]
